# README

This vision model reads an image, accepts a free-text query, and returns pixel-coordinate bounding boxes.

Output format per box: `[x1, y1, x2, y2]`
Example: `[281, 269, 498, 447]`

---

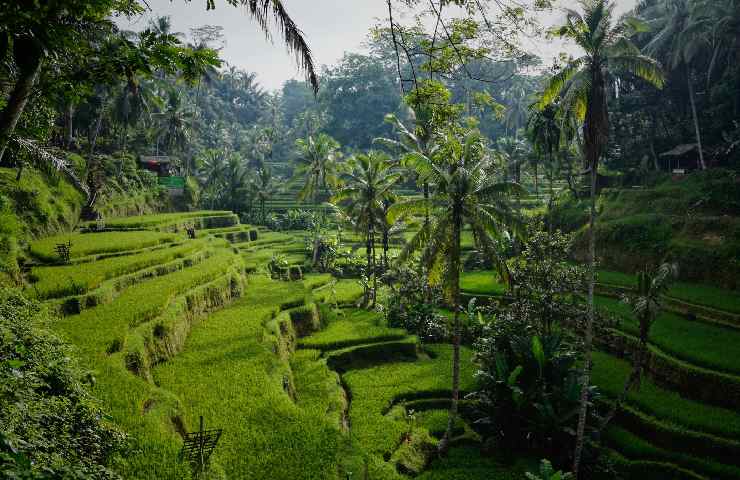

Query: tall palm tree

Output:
[527, 102, 562, 198]
[539, 1, 664, 475]
[389, 127, 523, 455]
[199, 148, 228, 207]
[641, 0, 708, 169]
[254, 165, 277, 222]
[332, 151, 401, 306]
[293, 133, 341, 205]
[155, 90, 193, 172]
[690, 0, 740, 116]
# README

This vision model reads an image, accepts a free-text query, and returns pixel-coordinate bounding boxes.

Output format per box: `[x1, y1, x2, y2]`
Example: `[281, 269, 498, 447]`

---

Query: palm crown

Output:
[540, 0, 664, 169]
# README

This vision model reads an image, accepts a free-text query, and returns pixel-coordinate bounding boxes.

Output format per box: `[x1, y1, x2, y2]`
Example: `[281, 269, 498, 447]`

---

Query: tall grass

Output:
[30, 231, 178, 262]
[596, 296, 740, 375]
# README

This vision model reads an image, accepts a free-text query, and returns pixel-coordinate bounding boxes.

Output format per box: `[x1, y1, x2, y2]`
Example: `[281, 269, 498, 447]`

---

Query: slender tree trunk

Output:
[572, 165, 597, 478]
[687, 67, 706, 170]
[534, 161, 538, 196]
[0, 48, 43, 166]
[365, 224, 372, 306]
[372, 228, 377, 308]
[382, 227, 389, 269]
[90, 100, 105, 156]
[64, 102, 74, 149]
[598, 315, 649, 432]
[439, 197, 462, 455]
[548, 168, 554, 236]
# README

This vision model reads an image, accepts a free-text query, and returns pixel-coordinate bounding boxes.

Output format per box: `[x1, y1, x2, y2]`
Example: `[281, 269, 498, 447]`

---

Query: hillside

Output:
[550, 169, 740, 290]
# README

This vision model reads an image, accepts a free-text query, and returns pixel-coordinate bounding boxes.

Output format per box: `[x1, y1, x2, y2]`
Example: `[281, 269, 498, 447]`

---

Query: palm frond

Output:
[245, 0, 318, 94]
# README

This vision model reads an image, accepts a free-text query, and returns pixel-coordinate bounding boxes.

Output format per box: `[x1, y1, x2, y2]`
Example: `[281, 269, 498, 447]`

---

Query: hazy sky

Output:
[117, 0, 637, 91]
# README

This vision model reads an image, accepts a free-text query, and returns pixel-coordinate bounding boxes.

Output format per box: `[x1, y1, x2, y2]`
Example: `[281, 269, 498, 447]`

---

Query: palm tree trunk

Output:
[439, 198, 462, 455]
[534, 161, 539, 196]
[365, 224, 372, 306]
[687, 67, 706, 170]
[382, 227, 389, 269]
[598, 316, 649, 432]
[64, 102, 74, 149]
[372, 229, 377, 308]
[0, 49, 43, 166]
[572, 165, 597, 478]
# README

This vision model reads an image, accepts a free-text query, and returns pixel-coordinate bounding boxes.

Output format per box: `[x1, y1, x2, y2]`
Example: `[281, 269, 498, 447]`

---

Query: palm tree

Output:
[293, 133, 341, 205]
[389, 127, 523, 455]
[199, 148, 228, 208]
[332, 151, 401, 306]
[527, 102, 562, 197]
[254, 165, 278, 222]
[539, 1, 664, 475]
[690, 0, 740, 115]
[155, 90, 194, 172]
[641, 0, 708, 169]
[599, 262, 678, 431]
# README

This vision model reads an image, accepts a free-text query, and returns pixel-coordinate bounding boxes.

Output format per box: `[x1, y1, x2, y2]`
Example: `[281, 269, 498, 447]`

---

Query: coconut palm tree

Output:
[539, 1, 664, 475]
[641, 0, 707, 169]
[332, 151, 401, 306]
[527, 102, 562, 197]
[155, 90, 194, 172]
[389, 127, 523, 455]
[254, 165, 278, 223]
[293, 133, 341, 205]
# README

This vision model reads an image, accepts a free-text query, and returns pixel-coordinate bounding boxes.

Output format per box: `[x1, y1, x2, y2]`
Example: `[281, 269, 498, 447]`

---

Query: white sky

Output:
[117, 0, 637, 91]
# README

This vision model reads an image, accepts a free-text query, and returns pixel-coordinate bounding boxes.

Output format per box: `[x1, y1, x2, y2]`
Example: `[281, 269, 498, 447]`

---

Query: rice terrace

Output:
[1, 0, 739, 479]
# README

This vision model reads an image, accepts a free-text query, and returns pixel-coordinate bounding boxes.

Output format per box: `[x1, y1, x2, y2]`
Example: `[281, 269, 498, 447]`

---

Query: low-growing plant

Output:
[0, 290, 126, 478]
[472, 312, 591, 464]
[383, 265, 449, 342]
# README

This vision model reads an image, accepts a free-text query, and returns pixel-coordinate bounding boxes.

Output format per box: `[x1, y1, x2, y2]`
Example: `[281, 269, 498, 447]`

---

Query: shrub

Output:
[0, 291, 125, 478]
[383, 265, 449, 343]
[471, 313, 589, 464]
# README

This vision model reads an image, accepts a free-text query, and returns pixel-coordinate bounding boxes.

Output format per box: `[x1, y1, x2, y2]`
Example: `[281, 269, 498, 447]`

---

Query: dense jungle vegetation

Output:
[1, 0, 739, 479]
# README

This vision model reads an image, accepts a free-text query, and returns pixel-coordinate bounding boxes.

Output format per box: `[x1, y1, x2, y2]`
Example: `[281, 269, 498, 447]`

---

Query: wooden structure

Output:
[180, 416, 222, 478]
[55, 241, 72, 263]
[140, 156, 185, 196]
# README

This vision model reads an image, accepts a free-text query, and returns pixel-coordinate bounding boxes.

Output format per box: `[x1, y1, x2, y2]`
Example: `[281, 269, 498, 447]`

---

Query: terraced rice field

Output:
[29, 209, 740, 479]
[461, 265, 740, 479]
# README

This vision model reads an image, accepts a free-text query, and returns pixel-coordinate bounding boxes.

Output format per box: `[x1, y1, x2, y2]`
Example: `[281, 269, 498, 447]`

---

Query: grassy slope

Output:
[30, 231, 178, 262]
[596, 296, 740, 375]
[154, 275, 342, 479]
[343, 343, 477, 479]
[592, 351, 740, 439]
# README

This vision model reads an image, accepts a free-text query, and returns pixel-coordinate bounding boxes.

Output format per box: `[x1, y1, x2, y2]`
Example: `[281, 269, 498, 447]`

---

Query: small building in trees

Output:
[659, 144, 701, 173]
[139, 155, 184, 195]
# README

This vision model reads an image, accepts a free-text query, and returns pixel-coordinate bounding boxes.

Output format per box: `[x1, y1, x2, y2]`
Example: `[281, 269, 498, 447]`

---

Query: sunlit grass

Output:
[592, 350, 740, 439]
[596, 296, 740, 375]
[30, 231, 178, 262]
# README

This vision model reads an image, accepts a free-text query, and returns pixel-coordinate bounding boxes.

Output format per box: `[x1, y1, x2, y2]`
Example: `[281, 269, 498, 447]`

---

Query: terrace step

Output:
[600, 328, 740, 410]
[606, 400, 740, 467]
[604, 426, 740, 480]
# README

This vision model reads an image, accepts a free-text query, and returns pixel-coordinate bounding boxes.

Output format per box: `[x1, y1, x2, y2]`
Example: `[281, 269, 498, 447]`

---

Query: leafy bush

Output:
[472, 313, 587, 463]
[383, 265, 449, 342]
[0, 291, 125, 478]
[264, 209, 317, 231]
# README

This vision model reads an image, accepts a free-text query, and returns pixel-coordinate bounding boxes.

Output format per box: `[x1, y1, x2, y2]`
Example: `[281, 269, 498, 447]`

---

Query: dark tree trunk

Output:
[439, 195, 462, 455]
[64, 102, 74, 149]
[687, 67, 706, 170]
[573, 65, 607, 478]
[382, 227, 389, 269]
[0, 39, 43, 166]
[365, 223, 373, 306]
